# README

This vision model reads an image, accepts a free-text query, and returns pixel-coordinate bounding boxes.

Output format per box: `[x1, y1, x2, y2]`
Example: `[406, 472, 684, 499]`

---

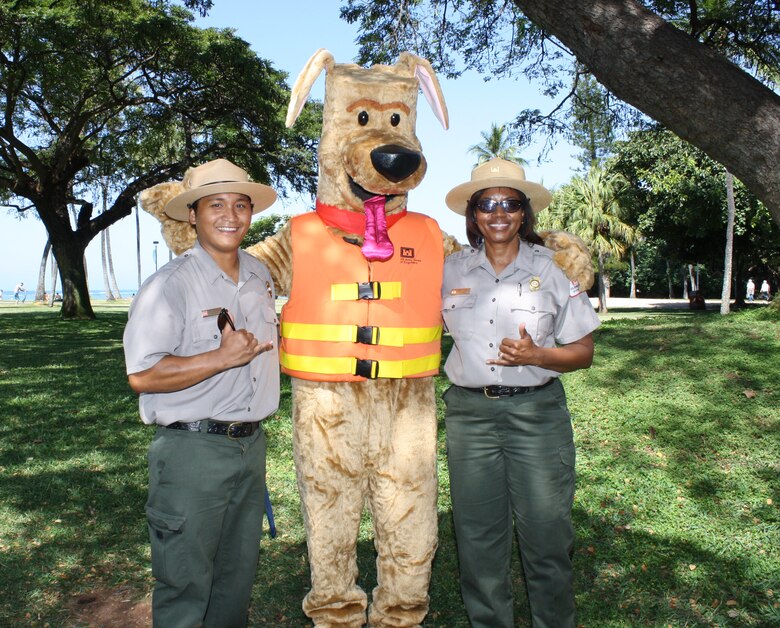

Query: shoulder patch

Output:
[569, 280, 582, 298]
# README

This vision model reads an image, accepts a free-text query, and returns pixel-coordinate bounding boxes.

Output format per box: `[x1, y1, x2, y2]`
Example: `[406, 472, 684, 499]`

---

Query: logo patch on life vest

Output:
[399, 246, 420, 264]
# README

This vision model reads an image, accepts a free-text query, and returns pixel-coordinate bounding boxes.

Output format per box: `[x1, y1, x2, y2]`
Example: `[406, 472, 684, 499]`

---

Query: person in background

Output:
[746, 278, 756, 301]
[14, 282, 25, 304]
[440, 158, 600, 628]
[759, 279, 770, 301]
[123, 159, 280, 627]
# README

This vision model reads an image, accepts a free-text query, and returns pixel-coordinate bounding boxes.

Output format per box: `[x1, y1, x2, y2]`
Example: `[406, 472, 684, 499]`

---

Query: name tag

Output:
[449, 287, 471, 296]
[202, 307, 222, 318]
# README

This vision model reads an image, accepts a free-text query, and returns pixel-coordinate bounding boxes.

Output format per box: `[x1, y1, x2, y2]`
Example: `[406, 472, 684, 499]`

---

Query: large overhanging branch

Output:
[514, 0, 780, 225]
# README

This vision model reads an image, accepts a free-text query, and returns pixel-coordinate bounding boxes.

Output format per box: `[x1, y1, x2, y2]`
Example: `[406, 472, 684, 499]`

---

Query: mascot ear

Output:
[286, 48, 335, 128]
[396, 52, 449, 130]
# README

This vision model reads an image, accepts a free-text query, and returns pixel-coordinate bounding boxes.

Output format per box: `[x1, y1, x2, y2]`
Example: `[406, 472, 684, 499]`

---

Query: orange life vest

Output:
[280, 211, 444, 381]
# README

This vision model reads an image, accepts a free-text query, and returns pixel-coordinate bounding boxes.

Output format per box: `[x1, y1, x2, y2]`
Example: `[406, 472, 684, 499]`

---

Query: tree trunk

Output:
[101, 230, 116, 300]
[688, 264, 697, 293]
[51, 238, 96, 319]
[515, 0, 780, 225]
[721, 171, 736, 315]
[36, 240, 51, 301]
[49, 254, 59, 308]
[106, 227, 121, 298]
[136, 201, 142, 292]
[597, 250, 608, 313]
[629, 247, 636, 298]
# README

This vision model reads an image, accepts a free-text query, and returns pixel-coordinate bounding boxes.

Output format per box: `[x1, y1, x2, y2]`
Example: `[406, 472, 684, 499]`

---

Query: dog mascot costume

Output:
[140, 49, 594, 627]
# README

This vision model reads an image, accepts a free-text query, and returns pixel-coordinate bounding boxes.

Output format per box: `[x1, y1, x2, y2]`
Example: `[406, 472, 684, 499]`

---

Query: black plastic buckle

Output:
[354, 359, 379, 379]
[356, 325, 379, 345]
[357, 281, 379, 300]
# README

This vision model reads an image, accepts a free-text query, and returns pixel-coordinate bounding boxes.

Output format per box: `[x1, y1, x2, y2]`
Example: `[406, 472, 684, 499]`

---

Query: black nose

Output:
[370, 145, 422, 183]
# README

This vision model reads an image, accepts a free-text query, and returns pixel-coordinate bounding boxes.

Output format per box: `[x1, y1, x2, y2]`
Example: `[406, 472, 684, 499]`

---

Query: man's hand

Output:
[218, 325, 274, 369]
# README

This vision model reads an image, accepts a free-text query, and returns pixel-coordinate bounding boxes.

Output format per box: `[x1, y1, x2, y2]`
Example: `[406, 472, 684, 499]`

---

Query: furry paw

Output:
[139, 182, 197, 256]
[540, 230, 595, 291]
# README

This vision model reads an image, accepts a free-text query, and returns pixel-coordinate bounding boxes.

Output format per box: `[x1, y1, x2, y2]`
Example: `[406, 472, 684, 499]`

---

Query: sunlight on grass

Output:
[0, 305, 777, 626]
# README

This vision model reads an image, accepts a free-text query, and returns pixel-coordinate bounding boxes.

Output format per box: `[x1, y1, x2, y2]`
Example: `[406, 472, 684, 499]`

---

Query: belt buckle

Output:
[483, 386, 500, 399]
[227, 422, 245, 439]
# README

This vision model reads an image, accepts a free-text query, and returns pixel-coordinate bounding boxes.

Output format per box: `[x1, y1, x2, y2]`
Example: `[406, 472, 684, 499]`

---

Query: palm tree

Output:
[547, 167, 637, 313]
[468, 123, 528, 167]
[720, 170, 736, 315]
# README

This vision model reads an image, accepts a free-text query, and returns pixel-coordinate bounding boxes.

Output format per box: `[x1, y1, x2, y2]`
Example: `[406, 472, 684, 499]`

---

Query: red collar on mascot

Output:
[315, 199, 407, 234]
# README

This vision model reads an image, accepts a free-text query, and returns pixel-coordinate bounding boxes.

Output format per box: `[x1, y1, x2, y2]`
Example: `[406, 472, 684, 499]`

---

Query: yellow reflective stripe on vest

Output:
[280, 352, 440, 378]
[331, 281, 402, 301]
[281, 322, 442, 347]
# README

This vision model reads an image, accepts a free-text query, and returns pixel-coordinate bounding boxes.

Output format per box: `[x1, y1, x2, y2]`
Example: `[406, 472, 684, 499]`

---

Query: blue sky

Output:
[0, 1, 581, 293]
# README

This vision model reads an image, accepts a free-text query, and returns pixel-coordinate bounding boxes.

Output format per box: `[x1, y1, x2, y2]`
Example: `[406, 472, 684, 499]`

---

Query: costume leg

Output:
[292, 379, 368, 627]
[205, 428, 266, 628]
[505, 380, 576, 628]
[444, 386, 515, 628]
[367, 378, 439, 628]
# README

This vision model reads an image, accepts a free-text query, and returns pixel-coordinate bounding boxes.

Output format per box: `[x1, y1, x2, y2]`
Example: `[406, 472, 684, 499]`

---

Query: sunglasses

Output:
[475, 198, 524, 214]
[217, 308, 235, 333]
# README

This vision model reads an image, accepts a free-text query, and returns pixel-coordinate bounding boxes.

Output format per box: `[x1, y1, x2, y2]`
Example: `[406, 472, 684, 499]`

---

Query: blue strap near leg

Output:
[264, 486, 276, 538]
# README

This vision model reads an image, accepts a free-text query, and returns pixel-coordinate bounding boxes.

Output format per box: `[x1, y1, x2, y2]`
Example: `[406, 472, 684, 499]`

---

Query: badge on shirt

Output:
[569, 280, 582, 297]
[202, 307, 222, 318]
[529, 277, 541, 292]
[450, 287, 471, 296]
[266, 281, 273, 299]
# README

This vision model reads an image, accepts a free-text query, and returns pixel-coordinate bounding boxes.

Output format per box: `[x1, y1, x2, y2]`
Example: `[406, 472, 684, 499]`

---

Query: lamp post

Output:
[153, 240, 159, 272]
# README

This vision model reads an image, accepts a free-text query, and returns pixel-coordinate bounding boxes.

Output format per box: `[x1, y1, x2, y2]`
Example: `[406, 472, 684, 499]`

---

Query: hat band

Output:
[191, 179, 246, 188]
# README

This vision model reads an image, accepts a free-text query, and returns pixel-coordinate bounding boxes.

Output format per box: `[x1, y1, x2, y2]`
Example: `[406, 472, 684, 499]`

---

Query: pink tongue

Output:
[361, 195, 394, 261]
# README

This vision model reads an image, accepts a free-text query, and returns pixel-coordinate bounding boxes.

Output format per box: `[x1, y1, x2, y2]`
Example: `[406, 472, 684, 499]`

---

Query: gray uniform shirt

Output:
[123, 241, 280, 426]
[442, 242, 601, 387]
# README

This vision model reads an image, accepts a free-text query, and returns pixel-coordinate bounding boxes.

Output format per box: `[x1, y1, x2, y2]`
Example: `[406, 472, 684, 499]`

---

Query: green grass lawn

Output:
[0, 303, 778, 626]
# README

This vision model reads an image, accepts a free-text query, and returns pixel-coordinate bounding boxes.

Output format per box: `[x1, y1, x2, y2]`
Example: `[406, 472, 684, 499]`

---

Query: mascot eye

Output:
[390, 113, 401, 127]
[358, 111, 369, 126]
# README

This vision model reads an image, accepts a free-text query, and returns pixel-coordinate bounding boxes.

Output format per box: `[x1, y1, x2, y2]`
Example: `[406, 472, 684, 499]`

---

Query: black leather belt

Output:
[166, 420, 259, 438]
[461, 379, 555, 399]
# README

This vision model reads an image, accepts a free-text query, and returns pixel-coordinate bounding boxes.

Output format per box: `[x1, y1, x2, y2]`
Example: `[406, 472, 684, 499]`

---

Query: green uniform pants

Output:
[145, 425, 266, 628]
[444, 381, 576, 628]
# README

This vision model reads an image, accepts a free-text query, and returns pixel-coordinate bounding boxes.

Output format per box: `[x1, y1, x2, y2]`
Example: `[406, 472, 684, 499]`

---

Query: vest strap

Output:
[281, 322, 442, 347]
[280, 352, 441, 379]
[331, 281, 402, 301]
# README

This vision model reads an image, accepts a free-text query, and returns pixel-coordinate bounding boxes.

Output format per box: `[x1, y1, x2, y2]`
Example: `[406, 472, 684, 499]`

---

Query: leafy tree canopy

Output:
[341, 0, 778, 138]
[0, 0, 320, 318]
[241, 214, 290, 248]
[610, 126, 780, 276]
[339, 1, 780, 223]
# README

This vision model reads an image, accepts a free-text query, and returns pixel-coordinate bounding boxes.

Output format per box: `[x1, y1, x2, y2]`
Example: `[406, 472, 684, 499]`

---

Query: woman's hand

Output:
[486, 323, 539, 367]
[486, 326, 594, 373]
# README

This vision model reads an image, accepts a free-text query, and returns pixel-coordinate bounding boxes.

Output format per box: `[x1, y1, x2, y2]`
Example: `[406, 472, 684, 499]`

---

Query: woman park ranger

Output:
[441, 158, 601, 628]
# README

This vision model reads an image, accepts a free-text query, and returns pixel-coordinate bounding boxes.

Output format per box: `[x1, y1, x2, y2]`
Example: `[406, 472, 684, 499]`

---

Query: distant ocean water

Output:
[89, 289, 137, 301]
[0, 288, 137, 302]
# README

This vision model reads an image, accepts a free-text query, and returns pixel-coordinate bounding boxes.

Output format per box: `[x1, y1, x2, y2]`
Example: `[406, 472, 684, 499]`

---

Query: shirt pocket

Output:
[258, 301, 279, 344]
[510, 292, 556, 345]
[192, 316, 221, 349]
[442, 293, 477, 341]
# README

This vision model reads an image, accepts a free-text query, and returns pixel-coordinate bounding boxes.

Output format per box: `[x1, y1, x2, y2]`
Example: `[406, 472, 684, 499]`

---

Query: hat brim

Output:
[164, 182, 277, 221]
[445, 176, 552, 215]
